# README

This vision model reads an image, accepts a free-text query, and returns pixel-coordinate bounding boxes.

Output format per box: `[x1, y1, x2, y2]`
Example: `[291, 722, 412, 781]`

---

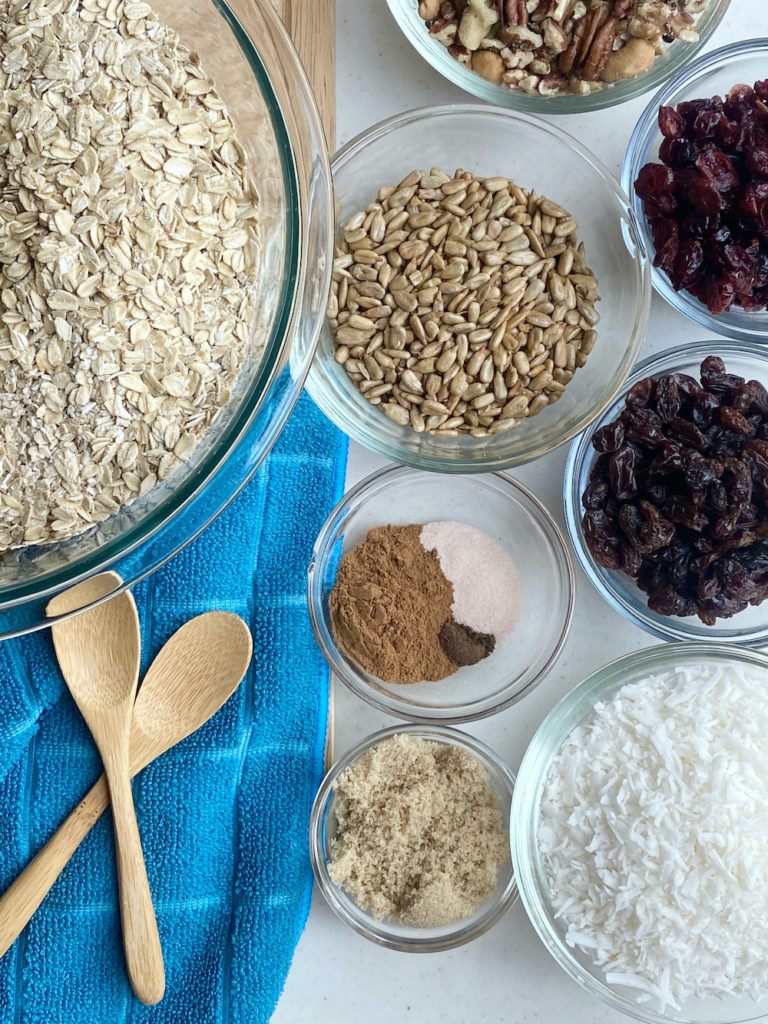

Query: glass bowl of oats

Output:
[0, 0, 332, 636]
[386, 0, 731, 113]
[305, 105, 650, 471]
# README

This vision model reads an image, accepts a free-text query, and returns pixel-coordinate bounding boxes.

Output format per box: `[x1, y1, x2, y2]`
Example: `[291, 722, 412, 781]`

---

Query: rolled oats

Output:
[0, 0, 261, 551]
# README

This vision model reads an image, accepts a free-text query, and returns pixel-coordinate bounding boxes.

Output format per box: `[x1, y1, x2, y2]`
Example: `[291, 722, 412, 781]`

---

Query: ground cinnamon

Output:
[329, 524, 455, 685]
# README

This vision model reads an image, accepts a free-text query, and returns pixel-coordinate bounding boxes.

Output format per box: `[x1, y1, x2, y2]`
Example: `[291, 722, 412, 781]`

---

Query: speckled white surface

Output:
[275, 3, 762, 1021]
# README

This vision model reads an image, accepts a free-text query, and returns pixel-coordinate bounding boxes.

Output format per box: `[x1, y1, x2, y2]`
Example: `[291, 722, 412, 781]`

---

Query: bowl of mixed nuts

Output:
[386, 0, 730, 113]
[306, 105, 650, 471]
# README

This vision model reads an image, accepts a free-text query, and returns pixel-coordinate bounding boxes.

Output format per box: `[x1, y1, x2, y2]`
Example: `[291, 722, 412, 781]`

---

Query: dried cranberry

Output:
[659, 136, 700, 169]
[635, 163, 675, 200]
[671, 239, 704, 290]
[695, 146, 740, 191]
[680, 212, 715, 240]
[679, 98, 717, 130]
[694, 107, 726, 141]
[658, 104, 686, 138]
[725, 84, 756, 117]
[747, 149, 768, 179]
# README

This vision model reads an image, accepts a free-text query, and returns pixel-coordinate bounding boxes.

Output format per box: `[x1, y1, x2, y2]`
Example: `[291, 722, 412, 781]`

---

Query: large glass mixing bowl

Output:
[0, 0, 333, 636]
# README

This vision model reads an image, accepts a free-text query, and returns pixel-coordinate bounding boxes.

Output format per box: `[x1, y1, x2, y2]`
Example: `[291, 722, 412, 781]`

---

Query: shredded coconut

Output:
[538, 661, 768, 1013]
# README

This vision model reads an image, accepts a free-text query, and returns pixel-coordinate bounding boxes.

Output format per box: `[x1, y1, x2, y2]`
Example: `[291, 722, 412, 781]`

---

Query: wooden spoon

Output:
[0, 608, 252, 968]
[47, 574, 164, 1004]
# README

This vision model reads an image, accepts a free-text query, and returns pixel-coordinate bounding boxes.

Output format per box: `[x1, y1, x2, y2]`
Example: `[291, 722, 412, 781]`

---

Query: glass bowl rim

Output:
[307, 462, 576, 723]
[384, 0, 732, 115]
[310, 721, 519, 953]
[510, 640, 768, 1024]
[306, 102, 651, 473]
[621, 37, 768, 342]
[564, 338, 768, 646]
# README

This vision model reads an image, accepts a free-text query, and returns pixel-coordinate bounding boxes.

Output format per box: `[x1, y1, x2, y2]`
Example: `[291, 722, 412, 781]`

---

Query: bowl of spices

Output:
[512, 642, 768, 1023]
[310, 724, 517, 952]
[305, 105, 650, 472]
[565, 340, 768, 646]
[623, 40, 768, 342]
[387, 0, 731, 114]
[308, 464, 574, 722]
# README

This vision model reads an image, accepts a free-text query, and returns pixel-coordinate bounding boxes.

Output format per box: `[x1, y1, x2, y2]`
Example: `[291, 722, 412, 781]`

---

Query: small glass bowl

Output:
[305, 105, 650, 472]
[385, 0, 731, 115]
[308, 464, 574, 723]
[511, 642, 768, 1024]
[310, 723, 518, 952]
[564, 339, 768, 646]
[623, 39, 768, 342]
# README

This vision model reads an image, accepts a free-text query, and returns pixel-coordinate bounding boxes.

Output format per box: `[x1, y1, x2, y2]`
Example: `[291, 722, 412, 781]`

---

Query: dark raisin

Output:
[609, 447, 637, 500]
[667, 417, 706, 451]
[667, 372, 702, 400]
[582, 479, 610, 511]
[719, 404, 757, 437]
[592, 420, 625, 453]
[625, 377, 655, 410]
[623, 407, 665, 447]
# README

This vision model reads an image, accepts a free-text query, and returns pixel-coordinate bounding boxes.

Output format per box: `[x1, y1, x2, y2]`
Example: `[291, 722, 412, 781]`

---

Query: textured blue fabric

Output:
[0, 392, 348, 1024]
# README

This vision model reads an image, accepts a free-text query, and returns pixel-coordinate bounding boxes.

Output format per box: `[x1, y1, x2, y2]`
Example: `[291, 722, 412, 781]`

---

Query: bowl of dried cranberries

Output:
[565, 340, 768, 645]
[623, 40, 768, 342]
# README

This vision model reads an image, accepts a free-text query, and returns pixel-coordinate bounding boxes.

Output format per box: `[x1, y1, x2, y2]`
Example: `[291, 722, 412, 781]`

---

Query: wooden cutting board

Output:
[269, 0, 337, 764]
[269, 0, 336, 150]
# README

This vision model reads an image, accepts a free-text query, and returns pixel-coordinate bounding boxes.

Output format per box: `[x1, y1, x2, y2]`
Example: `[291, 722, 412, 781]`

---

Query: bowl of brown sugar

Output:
[308, 464, 574, 723]
[310, 724, 517, 951]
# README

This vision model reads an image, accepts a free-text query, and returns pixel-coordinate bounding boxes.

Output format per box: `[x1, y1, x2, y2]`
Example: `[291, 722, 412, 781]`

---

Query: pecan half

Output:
[576, 3, 611, 65]
[499, 0, 528, 28]
[613, 0, 637, 18]
[582, 18, 615, 79]
[560, 2, 612, 73]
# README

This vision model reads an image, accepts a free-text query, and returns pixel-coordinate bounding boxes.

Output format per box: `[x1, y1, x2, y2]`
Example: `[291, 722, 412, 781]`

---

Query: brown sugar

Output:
[328, 733, 509, 928]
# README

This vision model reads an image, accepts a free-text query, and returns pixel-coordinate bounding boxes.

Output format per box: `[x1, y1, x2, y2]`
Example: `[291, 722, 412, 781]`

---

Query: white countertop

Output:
[275, 3, 761, 1021]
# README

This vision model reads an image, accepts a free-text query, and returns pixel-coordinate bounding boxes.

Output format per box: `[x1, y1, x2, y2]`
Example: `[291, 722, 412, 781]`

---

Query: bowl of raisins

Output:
[565, 341, 768, 645]
[623, 40, 768, 342]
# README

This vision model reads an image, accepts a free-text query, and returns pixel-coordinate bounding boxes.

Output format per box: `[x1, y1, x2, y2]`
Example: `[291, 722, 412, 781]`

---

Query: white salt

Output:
[420, 521, 522, 640]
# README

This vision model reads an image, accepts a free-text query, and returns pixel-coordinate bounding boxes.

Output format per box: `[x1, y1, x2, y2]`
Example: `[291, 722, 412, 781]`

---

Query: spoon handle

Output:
[103, 745, 165, 1006]
[0, 777, 110, 959]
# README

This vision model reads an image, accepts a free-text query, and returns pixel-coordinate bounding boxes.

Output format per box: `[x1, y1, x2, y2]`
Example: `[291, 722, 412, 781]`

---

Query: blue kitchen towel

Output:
[0, 390, 348, 1024]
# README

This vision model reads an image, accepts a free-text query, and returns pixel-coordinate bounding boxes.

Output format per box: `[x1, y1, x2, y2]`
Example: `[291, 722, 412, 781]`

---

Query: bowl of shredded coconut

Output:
[0, 0, 332, 635]
[511, 642, 768, 1023]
